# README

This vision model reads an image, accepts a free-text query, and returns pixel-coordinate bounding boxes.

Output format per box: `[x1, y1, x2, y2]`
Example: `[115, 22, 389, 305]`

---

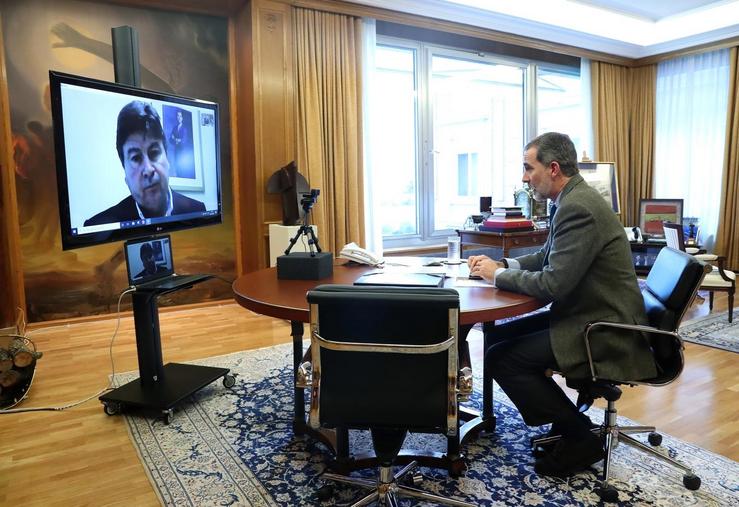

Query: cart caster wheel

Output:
[103, 402, 121, 416]
[222, 374, 236, 388]
[648, 432, 662, 446]
[409, 473, 423, 486]
[683, 473, 701, 490]
[400, 472, 422, 486]
[316, 484, 334, 502]
[597, 484, 619, 503]
[163, 409, 174, 425]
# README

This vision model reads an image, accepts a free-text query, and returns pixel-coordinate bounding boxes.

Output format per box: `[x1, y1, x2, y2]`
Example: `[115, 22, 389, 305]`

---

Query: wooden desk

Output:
[232, 259, 546, 473]
[628, 241, 703, 275]
[457, 228, 549, 258]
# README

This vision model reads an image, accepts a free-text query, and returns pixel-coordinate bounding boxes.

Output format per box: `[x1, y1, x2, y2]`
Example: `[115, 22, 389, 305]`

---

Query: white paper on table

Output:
[454, 277, 492, 287]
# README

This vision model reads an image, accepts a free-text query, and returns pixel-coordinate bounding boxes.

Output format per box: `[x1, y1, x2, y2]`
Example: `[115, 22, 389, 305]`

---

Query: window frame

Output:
[376, 36, 580, 249]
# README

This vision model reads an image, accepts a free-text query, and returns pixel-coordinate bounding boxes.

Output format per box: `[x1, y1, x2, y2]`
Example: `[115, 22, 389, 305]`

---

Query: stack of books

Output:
[491, 206, 524, 218]
[479, 214, 534, 233]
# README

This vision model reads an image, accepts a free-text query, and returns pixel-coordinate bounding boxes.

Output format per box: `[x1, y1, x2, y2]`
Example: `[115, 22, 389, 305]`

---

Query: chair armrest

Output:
[583, 321, 682, 381]
[694, 253, 717, 261]
[714, 257, 736, 283]
[315, 334, 455, 354]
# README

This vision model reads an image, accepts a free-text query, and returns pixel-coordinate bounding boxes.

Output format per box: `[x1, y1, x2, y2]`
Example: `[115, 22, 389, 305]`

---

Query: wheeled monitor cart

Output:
[99, 276, 235, 424]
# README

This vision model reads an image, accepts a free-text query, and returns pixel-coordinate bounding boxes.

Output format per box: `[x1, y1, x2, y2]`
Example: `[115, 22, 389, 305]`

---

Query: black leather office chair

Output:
[304, 285, 475, 507]
[532, 247, 710, 502]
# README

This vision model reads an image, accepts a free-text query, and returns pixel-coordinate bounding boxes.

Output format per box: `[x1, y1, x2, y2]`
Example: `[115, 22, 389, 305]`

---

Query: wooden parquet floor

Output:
[0, 293, 736, 506]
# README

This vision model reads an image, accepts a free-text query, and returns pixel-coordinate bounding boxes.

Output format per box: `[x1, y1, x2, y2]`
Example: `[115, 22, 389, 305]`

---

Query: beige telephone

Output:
[339, 242, 384, 266]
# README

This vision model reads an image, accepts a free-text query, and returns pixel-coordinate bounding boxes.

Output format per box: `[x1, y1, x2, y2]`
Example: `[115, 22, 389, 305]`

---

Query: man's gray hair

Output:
[524, 132, 579, 176]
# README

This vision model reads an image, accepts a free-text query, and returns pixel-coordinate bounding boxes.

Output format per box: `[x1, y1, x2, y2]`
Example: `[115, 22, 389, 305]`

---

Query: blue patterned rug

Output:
[119, 344, 739, 506]
[679, 308, 739, 353]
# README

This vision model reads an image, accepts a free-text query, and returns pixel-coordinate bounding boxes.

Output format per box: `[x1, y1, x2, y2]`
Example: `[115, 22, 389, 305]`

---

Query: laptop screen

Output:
[124, 235, 174, 286]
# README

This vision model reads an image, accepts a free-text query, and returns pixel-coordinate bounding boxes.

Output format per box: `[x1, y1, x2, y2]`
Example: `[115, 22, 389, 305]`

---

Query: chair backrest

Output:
[643, 247, 707, 331]
[306, 285, 460, 433]
[641, 248, 709, 381]
[662, 222, 685, 252]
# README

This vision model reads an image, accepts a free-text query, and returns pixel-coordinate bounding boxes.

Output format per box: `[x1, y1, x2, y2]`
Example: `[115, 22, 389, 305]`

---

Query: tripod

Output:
[284, 211, 322, 257]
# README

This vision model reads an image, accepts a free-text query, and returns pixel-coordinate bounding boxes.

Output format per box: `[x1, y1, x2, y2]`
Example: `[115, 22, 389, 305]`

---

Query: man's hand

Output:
[467, 255, 504, 282]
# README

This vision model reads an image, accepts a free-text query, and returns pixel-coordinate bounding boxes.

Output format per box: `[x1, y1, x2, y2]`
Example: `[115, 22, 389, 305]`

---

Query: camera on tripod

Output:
[300, 189, 320, 212]
[277, 187, 332, 280]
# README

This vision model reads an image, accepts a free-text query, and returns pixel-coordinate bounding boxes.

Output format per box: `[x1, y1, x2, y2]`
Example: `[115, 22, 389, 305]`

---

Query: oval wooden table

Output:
[232, 259, 546, 473]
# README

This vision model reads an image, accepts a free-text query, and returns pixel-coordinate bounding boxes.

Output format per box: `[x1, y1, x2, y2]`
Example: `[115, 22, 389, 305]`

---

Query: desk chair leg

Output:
[592, 402, 701, 501]
[322, 461, 476, 507]
[597, 429, 618, 501]
[619, 433, 695, 475]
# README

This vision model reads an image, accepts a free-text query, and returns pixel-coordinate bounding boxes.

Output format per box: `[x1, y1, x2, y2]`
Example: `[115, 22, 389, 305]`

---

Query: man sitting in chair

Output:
[468, 132, 657, 478]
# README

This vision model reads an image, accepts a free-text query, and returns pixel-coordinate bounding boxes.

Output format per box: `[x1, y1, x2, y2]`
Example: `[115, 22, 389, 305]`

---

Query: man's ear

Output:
[549, 160, 562, 177]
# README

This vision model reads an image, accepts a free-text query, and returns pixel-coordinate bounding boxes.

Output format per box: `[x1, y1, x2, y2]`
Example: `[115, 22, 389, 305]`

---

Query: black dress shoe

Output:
[534, 433, 604, 478]
[530, 429, 560, 458]
[531, 420, 600, 458]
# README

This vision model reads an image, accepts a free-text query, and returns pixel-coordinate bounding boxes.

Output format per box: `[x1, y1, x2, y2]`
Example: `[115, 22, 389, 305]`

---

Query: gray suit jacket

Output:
[495, 174, 657, 381]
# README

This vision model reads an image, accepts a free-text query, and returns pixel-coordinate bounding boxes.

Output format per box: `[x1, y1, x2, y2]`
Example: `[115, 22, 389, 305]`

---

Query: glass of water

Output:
[447, 236, 461, 264]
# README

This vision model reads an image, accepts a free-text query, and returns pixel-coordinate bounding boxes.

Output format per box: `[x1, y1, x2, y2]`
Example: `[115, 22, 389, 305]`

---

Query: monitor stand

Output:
[99, 278, 234, 424]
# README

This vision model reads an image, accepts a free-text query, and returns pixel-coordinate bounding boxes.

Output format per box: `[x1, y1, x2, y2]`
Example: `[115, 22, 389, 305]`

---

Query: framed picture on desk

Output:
[638, 199, 683, 239]
[578, 162, 620, 214]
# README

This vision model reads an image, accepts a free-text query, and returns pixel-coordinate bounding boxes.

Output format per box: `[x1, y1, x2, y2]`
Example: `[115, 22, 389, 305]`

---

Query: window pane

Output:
[374, 46, 418, 237]
[537, 68, 583, 150]
[431, 55, 524, 231]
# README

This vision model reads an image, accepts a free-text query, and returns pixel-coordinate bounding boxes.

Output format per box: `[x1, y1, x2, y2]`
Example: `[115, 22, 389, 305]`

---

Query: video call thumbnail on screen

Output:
[57, 80, 221, 236]
[125, 236, 173, 283]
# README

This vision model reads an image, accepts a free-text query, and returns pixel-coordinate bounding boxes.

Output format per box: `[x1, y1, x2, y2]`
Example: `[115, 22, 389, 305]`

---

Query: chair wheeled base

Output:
[532, 385, 701, 503]
[321, 460, 476, 507]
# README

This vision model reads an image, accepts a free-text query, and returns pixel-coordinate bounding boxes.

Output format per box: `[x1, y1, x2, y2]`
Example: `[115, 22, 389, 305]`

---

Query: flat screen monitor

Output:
[49, 71, 222, 250]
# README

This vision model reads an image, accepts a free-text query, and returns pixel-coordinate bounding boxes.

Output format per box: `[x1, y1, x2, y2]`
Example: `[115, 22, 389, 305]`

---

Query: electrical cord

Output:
[1, 272, 234, 414]
[0, 287, 136, 414]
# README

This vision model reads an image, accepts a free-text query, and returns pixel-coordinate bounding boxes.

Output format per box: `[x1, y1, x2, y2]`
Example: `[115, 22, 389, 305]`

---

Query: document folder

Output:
[353, 272, 444, 288]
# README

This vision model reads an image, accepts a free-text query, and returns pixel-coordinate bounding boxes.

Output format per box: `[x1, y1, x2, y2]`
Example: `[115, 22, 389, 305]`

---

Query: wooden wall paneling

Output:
[0, 16, 26, 327]
[230, 0, 297, 273]
[230, 3, 259, 276]
[252, 0, 297, 269]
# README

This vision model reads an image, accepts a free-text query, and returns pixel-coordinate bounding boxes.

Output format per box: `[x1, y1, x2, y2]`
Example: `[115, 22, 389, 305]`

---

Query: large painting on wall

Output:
[2, 0, 234, 321]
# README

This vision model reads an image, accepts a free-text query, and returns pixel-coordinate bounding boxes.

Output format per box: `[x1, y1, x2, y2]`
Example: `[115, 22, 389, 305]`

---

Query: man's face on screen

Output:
[141, 248, 156, 274]
[122, 133, 170, 216]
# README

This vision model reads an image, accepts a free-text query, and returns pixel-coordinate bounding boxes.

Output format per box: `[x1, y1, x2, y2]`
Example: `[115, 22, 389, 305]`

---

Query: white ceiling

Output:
[577, 0, 724, 21]
[351, 0, 739, 58]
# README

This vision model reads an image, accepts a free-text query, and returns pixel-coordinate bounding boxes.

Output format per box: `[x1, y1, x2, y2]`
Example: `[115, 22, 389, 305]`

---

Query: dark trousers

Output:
[480, 313, 592, 436]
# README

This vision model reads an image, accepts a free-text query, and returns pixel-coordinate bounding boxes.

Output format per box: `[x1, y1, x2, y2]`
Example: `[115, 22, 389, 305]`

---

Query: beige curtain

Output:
[591, 61, 656, 225]
[294, 8, 365, 254]
[716, 47, 739, 269]
[627, 65, 656, 227]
